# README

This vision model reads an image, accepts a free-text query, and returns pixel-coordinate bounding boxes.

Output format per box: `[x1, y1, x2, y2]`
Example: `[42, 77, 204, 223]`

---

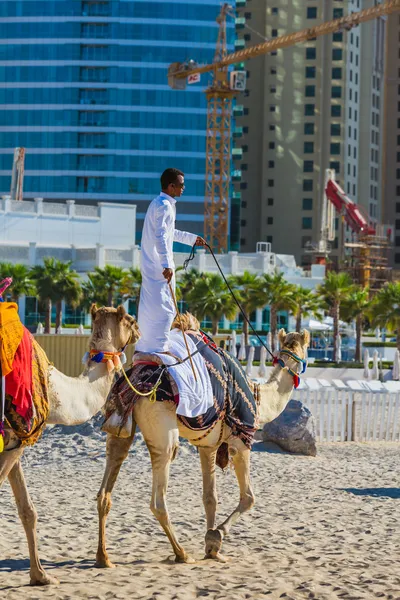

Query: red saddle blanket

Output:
[5, 327, 33, 425]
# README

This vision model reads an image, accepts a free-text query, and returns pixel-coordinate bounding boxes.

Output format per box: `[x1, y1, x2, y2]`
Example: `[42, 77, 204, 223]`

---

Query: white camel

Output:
[0, 305, 139, 586]
[96, 322, 310, 566]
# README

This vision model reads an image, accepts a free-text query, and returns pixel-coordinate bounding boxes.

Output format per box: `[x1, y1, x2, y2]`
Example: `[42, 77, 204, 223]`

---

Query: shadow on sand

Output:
[341, 488, 400, 499]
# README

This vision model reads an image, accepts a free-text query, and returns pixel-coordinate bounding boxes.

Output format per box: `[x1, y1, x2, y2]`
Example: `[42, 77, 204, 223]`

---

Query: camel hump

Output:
[171, 312, 200, 332]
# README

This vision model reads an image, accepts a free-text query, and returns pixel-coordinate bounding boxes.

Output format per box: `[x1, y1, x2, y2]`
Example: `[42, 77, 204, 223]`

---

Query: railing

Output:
[294, 389, 400, 442]
[74, 205, 99, 218]
[42, 203, 68, 216]
[10, 200, 35, 213]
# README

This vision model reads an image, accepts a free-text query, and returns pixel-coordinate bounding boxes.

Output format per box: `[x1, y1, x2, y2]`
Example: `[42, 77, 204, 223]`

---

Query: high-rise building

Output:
[0, 0, 235, 243]
[236, 0, 387, 267]
[383, 11, 400, 274]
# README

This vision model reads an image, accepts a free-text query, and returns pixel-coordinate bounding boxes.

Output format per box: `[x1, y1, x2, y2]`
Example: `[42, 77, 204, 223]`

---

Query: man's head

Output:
[161, 168, 185, 198]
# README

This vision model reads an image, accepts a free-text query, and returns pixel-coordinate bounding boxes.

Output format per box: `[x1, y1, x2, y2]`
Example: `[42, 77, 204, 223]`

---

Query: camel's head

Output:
[90, 304, 140, 351]
[278, 328, 310, 361]
[172, 311, 200, 332]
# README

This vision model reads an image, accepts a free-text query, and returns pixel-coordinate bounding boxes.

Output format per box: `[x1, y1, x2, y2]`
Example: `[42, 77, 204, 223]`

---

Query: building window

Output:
[302, 217, 313, 229]
[241, 219, 247, 227]
[330, 143, 341, 155]
[331, 124, 341, 136]
[333, 32, 343, 42]
[306, 66, 316, 78]
[303, 160, 314, 173]
[305, 85, 316, 97]
[304, 142, 314, 153]
[268, 160, 275, 168]
[307, 7, 317, 18]
[304, 123, 315, 135]
[303, 198, 313, 210]
[306, 47, 316, 60]
[269, 142, 275, 149]
[269, 125, 275, 131]
[270, 105, 276, 112]
[331, 86, 342, 98]
[333, 8, 343, 18]
[268, 179, 274, 187]
[240, 182, 247, 190]
[395, 254, 400, 264]
[303, 180, 313, 192]
[332, 67, 342, 79]
[268, 198, 274, 206]
[331, 105, 341, 117]
[271, 28, 278, 37]
[304, 104, 315, 116]
[332, 49, 343, 61]
[270, 67, 277, 75]
[271, 7, 279, 15]
[330, 161, 340, 173]
[267, 216, 273, 225]
[270, 85, 276, 93]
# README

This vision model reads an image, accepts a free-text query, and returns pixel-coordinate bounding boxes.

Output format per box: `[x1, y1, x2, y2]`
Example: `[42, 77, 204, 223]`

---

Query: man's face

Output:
[169, 175, 185, 198]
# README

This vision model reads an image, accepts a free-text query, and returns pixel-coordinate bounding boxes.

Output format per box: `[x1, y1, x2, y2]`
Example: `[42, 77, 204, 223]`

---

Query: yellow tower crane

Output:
[168, 0, 400, 253]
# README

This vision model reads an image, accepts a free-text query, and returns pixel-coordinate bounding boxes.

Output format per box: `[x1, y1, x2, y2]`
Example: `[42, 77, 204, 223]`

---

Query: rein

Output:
[272, 348, 307, 389]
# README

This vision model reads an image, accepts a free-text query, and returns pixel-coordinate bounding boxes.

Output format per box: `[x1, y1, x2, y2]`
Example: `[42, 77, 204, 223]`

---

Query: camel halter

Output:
[273, 348, 307, 389]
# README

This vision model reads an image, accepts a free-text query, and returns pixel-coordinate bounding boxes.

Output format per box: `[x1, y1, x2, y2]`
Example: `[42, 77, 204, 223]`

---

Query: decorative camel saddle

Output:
[104, 328, 260, 452]
[0, 301, 50, 451]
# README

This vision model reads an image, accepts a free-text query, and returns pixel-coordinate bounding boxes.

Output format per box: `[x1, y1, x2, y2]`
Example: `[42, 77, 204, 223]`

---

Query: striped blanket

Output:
[107, 331, 259, 455]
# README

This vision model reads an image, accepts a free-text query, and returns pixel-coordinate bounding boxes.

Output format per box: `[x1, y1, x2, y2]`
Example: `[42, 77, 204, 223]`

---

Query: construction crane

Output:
[306, 170, 392, 292]
[10, 147, 25, 202]
[168, 0, 400, 252]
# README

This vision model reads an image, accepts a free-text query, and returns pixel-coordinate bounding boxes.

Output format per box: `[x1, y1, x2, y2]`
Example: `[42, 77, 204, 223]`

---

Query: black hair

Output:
[161, 168, 184, 190]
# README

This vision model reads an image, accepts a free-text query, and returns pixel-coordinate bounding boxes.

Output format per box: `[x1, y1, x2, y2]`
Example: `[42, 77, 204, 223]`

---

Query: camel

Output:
[96, 319, 310, 566]
[0, 304, 139, 586]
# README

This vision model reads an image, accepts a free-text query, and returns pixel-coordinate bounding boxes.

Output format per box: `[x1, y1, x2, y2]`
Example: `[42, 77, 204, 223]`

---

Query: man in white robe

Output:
[136, 168, 206, 354]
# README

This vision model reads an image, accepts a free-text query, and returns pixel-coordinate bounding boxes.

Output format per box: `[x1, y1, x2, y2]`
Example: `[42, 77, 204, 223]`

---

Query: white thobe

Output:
[136, 192, 197, 353]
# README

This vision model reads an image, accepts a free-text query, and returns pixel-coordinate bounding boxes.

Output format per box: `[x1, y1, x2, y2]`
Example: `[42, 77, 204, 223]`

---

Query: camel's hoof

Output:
[175, 554, 196, 564]
[30, 572, 60, 586]
[94, 558, 116, 569]
[205, 528, 223, 557]
[204, 551, 229, 563]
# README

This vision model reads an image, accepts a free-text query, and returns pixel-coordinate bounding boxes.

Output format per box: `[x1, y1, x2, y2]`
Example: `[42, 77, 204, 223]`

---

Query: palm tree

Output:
[256, 272, 296, 352]
[317, 271, 353, 362]
[292, 286, 324, 333]
[176, 268, 201, 301]
[340, 286, 371, 362]
[120, 267, 142, 316]
[186, 273, 238, 335]
[88, 265, 127, 307]
[228, 271, 263, 345]
[31, 258, 82, 333]
[0, 262, 35, 303]
[80, 275, 108, 311]
[370, 281, 400, 351]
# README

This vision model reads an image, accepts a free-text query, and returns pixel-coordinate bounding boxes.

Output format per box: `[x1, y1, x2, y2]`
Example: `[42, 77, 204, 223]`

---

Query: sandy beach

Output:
[1, 423, 399, 600]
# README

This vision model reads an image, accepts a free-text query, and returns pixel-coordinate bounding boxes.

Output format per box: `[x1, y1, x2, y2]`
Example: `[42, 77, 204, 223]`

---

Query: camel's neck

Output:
[257, 365, 295, 426]
[47, 362, 114, 425]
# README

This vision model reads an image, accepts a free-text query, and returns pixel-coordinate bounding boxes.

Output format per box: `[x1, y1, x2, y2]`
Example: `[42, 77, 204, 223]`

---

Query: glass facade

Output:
[0, 0, 236, 243]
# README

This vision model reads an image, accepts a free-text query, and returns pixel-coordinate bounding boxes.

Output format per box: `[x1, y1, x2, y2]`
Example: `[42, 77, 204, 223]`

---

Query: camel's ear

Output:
[301, 329, 310, 347]
[278, 328, 286, 346]
[117, 305, 126, 321]
[90, 303, 98, 320]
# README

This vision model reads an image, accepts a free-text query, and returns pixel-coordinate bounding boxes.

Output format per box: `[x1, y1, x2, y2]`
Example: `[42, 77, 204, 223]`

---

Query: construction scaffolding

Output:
[344, 227, 392, 294]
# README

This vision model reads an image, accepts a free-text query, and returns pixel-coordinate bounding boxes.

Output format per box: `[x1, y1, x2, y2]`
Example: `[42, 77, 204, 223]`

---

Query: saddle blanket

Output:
[153, 329, 213, 418]
[107, 330, 259, 450]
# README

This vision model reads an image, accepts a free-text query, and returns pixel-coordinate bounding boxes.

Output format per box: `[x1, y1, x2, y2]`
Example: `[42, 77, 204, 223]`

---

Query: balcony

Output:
[233, 126, 243, 138]
[235, 17, 246, 29]
[234, 39, 246, 50]
[232, 191, 242, 200]
[232, 148, 243, 160]
[236, 0, 247, 6]
[233, 104, 244, 116]
[232, 170, 242, 182]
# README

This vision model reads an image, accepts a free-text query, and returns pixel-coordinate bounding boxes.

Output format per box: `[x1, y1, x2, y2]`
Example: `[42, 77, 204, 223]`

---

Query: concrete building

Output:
[236, 0, 387, 267]
[0, 0, 236, 243]
[382, 11, 400, 274]
[0, 198, 325, 329]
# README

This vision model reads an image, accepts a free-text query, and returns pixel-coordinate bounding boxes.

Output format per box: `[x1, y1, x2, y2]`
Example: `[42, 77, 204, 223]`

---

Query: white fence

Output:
[294, 390, 400, 442]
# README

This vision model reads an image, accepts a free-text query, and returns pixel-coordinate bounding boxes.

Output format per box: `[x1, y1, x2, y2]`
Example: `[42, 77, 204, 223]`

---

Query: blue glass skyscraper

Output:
[0, 0, 236, 242]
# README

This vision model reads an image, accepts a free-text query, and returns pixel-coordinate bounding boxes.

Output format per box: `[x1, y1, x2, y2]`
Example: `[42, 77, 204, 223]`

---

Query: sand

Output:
[1, 423, 399, 600]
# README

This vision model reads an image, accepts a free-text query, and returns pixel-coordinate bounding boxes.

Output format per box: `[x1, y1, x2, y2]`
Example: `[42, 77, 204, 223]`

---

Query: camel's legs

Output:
[7, 458, 59, 586]
[148, 446, 194, 563]
[0, 446, 23, 486]
[198, 447, 218, 530]
[205, 439, 255, 559]
[95, 429, 136, 568]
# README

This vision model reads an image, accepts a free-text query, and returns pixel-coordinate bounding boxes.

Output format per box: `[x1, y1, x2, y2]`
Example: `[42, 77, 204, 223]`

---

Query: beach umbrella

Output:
[245, 345, 255, 377]
[258, 345, 268, 378]
[371, 350, 379, 380]
[267, 332, 272, 352]
[392, 349, 400, 381]
[36, 322, 44, 334]
[230, 329, 237, 357]
[363, 349, 370, 379]
[56, 325, 63, 335]
[238, 333, 246, 361]
[78, 324, 85, 335]
[274, 332, 279, 351]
